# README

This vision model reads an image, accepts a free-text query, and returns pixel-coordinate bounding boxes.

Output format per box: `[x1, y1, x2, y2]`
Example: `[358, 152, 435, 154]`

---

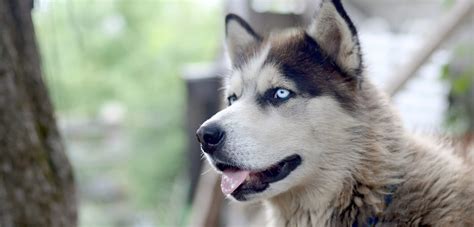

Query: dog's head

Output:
[197, 0, 365, 201]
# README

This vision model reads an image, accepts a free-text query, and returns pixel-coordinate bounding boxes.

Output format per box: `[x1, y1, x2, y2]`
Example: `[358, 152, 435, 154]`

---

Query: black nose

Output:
[196, 124, 225, 153]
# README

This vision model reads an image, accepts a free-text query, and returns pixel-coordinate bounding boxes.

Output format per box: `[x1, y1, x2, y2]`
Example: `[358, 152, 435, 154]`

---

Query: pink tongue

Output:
[221, 170, 250, 195]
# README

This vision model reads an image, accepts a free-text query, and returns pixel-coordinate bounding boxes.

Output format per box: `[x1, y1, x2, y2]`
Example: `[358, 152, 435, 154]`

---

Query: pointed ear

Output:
[307, 0, 362, 77]
[225, 14, 262, 66]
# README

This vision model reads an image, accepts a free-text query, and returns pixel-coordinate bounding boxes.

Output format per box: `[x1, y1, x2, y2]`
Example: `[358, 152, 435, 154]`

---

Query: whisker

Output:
[201, 167, 213, 176]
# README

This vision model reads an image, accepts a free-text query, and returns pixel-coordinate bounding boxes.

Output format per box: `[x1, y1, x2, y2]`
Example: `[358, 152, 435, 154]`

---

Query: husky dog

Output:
[196, 0, 474, 226]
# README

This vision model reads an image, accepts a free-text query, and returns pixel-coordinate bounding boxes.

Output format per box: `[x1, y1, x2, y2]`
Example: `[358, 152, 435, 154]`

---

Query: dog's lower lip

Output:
[215, 154, 302, 200]
[253, 154, 301, 184]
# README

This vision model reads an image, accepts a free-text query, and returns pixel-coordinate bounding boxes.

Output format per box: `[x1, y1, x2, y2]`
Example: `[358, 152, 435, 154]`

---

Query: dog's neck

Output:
[266, 184, 340, 226]
[266, 168, 398, 226]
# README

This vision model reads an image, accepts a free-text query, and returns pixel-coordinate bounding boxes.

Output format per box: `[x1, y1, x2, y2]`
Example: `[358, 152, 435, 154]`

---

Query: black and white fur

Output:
[197, 0, 474, 226]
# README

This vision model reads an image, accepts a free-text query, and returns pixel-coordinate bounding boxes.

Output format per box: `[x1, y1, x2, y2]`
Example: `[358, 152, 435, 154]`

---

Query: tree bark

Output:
[0, 0, 77, 226]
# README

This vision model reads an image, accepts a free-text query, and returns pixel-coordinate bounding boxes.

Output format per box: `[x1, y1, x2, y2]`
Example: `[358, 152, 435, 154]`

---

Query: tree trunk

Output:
[0, 0, 77, 226]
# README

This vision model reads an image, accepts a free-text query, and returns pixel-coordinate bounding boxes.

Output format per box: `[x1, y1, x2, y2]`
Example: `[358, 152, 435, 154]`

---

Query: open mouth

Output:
[215, 154, 302, 201]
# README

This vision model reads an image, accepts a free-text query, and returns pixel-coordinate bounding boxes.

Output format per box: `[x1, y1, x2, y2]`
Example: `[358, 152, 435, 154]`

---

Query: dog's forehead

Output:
[234, 29, 304, 76]
[228, 30, 331, 95]
[227, 30, 306, 91]
[238, 43, 272, 82]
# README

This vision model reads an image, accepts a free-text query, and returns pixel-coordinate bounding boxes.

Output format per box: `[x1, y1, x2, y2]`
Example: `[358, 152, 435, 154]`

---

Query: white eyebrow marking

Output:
[226, 43, 271, 99]
[241, 43, 271, 81]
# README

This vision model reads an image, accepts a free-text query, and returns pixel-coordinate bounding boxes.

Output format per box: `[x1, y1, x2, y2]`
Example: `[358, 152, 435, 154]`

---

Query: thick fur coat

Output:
[197, 0, 474, 226]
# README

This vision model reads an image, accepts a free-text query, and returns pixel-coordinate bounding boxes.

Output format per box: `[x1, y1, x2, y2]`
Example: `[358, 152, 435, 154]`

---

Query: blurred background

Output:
[30, 0, 472, 226]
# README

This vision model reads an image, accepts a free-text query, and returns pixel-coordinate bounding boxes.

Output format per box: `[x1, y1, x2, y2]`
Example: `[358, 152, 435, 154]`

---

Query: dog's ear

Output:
[225, 14, 262, 66]
[307, 0, 362, 77]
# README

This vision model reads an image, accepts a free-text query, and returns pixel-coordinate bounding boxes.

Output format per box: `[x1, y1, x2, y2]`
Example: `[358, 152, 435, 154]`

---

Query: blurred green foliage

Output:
[33, 0, 221, 226]
[441, 43, 474, 135]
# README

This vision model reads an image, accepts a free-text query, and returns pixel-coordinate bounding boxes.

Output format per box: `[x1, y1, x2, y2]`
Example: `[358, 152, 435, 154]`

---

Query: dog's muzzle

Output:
[196, 123, 303, 201]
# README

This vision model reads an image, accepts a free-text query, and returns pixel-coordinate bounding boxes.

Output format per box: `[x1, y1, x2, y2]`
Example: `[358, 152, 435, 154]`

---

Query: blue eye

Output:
[274, 88, 291, 99]
[227, 94, 238, 106]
